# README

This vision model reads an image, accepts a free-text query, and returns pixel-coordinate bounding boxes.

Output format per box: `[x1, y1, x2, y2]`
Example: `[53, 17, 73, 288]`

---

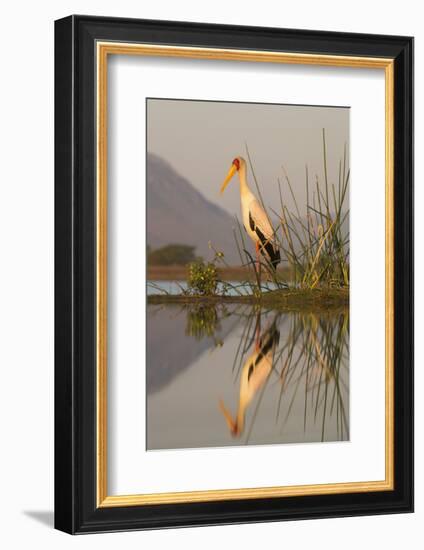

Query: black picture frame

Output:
[55, 15, 414, 534]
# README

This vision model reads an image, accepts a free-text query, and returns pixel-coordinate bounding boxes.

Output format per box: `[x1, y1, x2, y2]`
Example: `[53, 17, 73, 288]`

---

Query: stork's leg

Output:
[255, 241, 262, 285]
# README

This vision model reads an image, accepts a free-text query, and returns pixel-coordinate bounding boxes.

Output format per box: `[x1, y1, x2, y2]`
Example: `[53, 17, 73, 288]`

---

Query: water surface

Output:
[146, 299, 349, 451]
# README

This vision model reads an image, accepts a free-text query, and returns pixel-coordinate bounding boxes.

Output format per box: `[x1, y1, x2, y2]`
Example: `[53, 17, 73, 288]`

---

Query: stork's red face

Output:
[220, 157, 240, 194]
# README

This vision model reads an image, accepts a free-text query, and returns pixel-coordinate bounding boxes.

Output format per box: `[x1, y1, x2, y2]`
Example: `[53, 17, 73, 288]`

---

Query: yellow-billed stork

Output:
[220, 156, 280, 275]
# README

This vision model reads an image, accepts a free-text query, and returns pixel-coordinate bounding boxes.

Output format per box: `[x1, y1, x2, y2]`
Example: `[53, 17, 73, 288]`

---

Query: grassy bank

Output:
[147, 265, 293, 282]
[147, 287, 349, 313]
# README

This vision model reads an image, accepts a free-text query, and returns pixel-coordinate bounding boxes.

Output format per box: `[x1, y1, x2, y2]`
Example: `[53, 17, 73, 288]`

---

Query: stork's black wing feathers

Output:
[249, 212, 281, 270]
[254, 326, 280, 366]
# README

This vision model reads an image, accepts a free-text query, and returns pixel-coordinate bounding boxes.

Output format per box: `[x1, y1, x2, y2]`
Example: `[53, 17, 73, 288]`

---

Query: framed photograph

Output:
[54, 15, 413, 533]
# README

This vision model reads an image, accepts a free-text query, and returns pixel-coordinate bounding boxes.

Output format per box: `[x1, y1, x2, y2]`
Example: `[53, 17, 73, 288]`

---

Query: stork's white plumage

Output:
[220, 157, 280, 274]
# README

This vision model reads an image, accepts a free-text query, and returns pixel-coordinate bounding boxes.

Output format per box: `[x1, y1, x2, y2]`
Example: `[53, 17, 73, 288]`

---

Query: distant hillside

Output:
[147, 153, 241, 265]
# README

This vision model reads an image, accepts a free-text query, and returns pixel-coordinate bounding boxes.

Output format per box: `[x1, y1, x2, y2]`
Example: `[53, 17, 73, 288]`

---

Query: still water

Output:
[146, 297, 349, 451]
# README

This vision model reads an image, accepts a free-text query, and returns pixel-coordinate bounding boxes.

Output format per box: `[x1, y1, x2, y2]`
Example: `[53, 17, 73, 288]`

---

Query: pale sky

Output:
[147, 99, 349, 217]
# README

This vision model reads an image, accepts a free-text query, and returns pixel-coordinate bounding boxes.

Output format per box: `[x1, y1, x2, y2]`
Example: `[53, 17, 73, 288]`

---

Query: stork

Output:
[220, 156, 280, 279]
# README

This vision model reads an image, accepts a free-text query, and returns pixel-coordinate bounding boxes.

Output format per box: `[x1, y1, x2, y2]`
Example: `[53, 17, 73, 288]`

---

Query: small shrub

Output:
[187, 260, 218, 296]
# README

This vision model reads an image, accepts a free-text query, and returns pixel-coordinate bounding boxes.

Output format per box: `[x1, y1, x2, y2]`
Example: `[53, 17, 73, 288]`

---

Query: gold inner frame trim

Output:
[96, 42, 395, 508]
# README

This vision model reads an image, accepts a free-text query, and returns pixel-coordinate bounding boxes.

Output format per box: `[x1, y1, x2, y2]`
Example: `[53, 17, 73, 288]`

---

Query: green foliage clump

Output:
[187, 260, 218, 296]
[148, 244, 198, 266]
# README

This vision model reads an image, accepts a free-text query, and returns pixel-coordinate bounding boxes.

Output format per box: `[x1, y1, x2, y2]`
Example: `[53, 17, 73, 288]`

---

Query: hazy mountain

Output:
[147, 153, 241, 265]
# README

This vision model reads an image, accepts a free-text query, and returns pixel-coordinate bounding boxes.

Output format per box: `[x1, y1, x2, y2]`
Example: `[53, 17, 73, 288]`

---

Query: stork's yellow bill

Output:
[220, 162, 238, 194]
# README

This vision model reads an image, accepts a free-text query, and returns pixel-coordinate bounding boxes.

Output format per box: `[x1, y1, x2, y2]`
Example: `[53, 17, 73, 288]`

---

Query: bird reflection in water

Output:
[219, 313, 280, 438]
